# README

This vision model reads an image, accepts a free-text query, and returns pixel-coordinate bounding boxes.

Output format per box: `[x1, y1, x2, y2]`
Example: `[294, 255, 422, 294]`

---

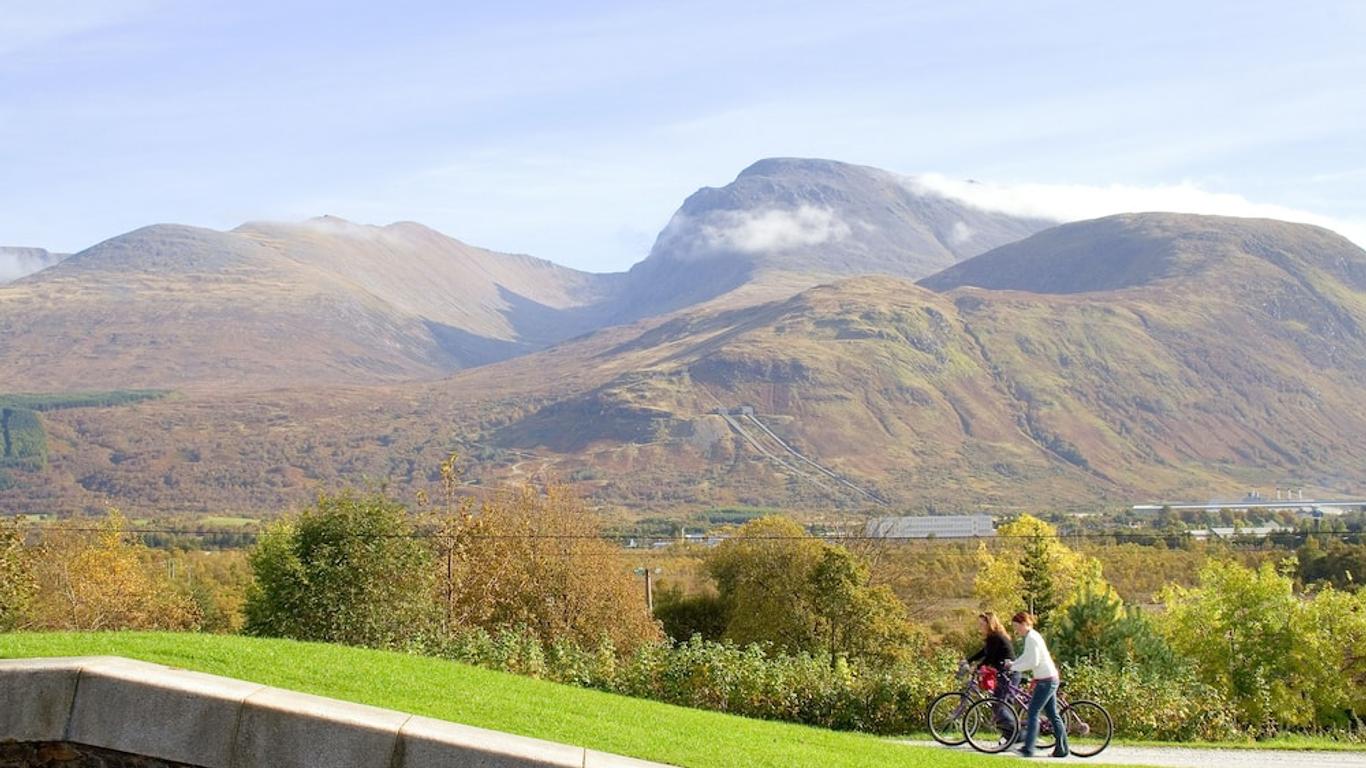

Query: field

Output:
[1, 631, 1075, 768]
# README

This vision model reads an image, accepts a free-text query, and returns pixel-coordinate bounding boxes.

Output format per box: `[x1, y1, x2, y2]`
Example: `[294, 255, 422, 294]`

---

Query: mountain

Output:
[12, 213, 1366, 516]
[919, 213, 1366, 295]
[0, 247, 66, 283]
[0, 158, 1049, 392]
[0, 218, 620, 389]
[610, 158, 1051, 320]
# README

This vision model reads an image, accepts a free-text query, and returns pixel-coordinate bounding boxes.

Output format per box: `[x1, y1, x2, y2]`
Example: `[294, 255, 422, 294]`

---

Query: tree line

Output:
[3, 482, 1365, 739]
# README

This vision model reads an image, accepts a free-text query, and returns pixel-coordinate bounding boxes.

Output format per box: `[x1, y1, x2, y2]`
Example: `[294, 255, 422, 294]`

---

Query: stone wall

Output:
[0, 657, 669, 768]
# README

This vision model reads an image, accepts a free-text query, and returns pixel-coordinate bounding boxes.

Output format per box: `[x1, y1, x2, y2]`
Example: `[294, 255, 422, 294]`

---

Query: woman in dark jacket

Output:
[967, 611, 1014, 688]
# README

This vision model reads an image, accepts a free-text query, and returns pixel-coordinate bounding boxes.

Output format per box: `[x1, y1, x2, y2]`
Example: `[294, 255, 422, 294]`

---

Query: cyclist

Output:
[1005, 611, 1068, 758]
[966, 611, 1018, 740]
[966, 611, 1015, 692]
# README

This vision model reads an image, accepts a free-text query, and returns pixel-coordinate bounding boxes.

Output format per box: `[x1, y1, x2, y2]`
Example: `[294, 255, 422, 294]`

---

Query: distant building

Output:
[864, 515, 996, 539]
[1189, 524, 1293, 540]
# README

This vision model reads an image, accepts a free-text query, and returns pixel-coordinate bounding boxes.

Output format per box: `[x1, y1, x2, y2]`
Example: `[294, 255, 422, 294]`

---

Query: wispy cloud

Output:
[701, 205, 850, 254]
[0, 248, 63, 283]
[906, 174, 1366, 248]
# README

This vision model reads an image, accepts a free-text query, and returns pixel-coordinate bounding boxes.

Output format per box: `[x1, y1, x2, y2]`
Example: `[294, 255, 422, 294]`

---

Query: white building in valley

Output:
[864, 514, 996, 539]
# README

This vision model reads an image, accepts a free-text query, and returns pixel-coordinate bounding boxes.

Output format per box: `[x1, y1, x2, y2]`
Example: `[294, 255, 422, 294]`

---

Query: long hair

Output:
[980, 611, 1009, 640]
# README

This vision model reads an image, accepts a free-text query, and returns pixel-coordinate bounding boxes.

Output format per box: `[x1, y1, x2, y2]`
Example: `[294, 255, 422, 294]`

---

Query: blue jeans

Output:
[1022, 678, 1068, 757]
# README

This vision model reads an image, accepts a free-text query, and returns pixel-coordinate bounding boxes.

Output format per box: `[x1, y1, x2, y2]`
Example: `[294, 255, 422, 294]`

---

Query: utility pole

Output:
[634, 567, 660, 613]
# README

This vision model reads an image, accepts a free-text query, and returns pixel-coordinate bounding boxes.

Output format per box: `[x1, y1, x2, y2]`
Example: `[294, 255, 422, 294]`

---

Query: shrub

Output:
[244, 492, 437, 647]
[1066, 661, 1244, 741]
[426, 629, 958, 735]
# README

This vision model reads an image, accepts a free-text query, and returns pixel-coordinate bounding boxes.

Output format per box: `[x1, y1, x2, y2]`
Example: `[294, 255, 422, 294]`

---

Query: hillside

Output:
[8, 213, 1366, 516]
[0, 159, 1046, 393]
[0, 218, 620, 389]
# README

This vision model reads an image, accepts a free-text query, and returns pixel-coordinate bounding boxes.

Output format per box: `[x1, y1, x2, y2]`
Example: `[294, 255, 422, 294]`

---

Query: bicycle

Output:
[926, 661, 991, 746]
[961, 676, 1113, 757]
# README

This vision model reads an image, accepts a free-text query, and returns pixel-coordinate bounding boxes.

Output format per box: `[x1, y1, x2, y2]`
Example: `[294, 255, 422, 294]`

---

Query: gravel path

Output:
[904, 741, 1366, 768]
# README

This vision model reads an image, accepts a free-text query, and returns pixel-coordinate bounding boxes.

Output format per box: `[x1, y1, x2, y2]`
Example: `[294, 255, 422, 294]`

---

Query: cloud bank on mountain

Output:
[906, 174, 1366, 247]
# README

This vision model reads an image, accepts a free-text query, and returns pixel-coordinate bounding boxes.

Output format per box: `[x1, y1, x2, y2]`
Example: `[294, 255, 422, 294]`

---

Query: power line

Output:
[15, 525, 1361, 543]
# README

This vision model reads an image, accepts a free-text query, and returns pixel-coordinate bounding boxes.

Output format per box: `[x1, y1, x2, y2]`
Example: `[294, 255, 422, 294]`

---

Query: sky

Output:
[2, 0, 1364, 273]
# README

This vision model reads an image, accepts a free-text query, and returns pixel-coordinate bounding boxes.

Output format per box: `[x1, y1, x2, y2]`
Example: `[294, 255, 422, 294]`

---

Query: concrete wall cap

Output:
[232, 687, 411, 768]
[584, 749, 677, 768]
[399, 715, 585, 768]
[0, 656, 677, 768]
[68, 657, 267, 768]
[0, 659, 82, 742]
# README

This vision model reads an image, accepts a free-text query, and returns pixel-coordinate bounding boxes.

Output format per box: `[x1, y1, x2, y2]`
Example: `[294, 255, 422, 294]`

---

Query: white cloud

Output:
[701, 205, 851, 254]
[906, 174, 1366, 248]
[949, 221, 974, 245]
[0, 248, 63, 283]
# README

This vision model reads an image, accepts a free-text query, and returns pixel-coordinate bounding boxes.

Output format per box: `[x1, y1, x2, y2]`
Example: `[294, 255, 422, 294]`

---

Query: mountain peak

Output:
[735, 157, 874, 179]
[919, 212, 1366, 295]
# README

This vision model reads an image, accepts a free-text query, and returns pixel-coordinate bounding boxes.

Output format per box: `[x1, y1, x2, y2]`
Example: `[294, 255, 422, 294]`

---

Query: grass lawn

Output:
[2, 631, 1049, 768]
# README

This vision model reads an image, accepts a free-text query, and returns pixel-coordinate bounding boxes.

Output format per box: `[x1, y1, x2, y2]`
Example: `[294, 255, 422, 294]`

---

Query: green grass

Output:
[1, 632, 1034, 768]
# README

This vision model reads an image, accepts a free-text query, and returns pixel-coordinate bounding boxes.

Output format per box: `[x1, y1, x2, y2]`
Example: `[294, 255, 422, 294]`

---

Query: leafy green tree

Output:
[244, 492, 437, 648]
[1160, 558, 1366, 730]
[810, 546, 918, 668]
[1298, 537, 1365, 591]
[706, 517, 918, 665]
[708, 517, 825, 653]
[0, 518, 36, 630]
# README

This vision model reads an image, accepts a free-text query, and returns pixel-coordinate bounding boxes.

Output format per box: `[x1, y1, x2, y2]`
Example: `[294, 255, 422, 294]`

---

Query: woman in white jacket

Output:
[1007, 611, 1068, 758]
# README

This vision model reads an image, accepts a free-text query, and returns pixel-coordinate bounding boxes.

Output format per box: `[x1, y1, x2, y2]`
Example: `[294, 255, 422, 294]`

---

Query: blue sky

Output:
[2, 0, 1364, 272]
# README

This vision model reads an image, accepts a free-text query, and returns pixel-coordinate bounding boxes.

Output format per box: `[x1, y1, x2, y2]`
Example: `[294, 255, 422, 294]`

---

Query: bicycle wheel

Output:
[927, 692, 970, 746]
[962, 697, 1019, 754]
[1060, 699, 1113, 757]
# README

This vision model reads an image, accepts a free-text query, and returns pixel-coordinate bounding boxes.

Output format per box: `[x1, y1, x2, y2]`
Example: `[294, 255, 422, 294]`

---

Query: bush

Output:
[1066, 661, 1244, 741]
[425, 629, 958, 735]
[244, 492, 437, 648]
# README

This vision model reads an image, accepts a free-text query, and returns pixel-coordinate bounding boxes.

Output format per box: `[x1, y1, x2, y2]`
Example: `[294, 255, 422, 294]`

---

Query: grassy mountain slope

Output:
[0, 219, 620, 389]
[10, 214, 1366, 516]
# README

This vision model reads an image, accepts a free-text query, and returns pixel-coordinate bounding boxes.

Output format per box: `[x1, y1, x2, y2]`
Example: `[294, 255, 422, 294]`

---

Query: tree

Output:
[706, 517, 919, 665]
[0, 517, 36, 630]
[974, 514, 1107, 626]
[809, 546, 918, 668]
[1051, 581, 1174, 669]
[1019, 533, 1059, 627]
[244, 492, 437, 648]
[28, 511, 200, 631]
[653, 585, 728, 643]
[438, 484, 662, 652]
[708, 517, 825, 653]
[1159, 558, 1366, 730]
